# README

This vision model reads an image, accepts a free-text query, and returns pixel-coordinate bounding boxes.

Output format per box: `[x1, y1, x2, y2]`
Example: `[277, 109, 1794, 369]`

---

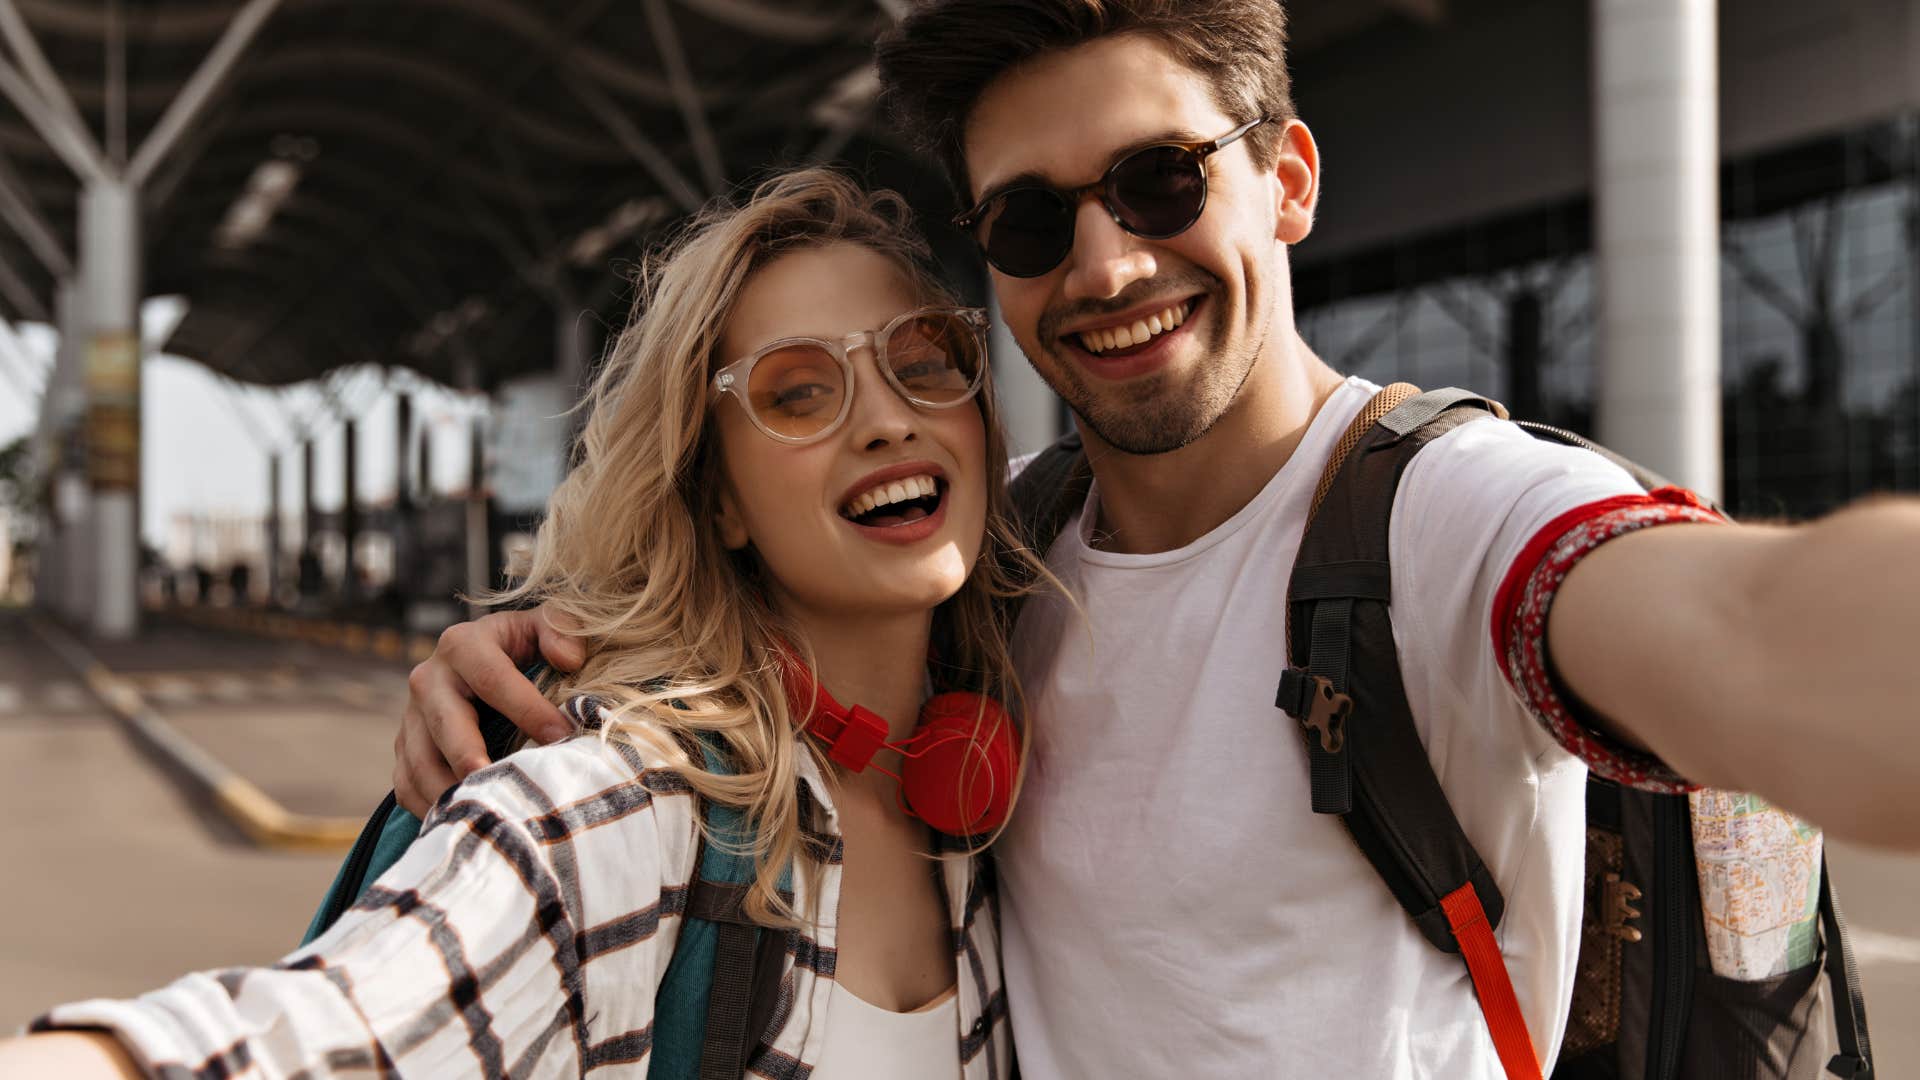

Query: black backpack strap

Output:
[1009, 430, 1093, 559]
[687, 872, 788, 1080]
[1819, 853, 1874, 1077]
[996, 431, 1095, 635]
[1277, 386, 1510, 951]
[1278, 386, 1547, 1078]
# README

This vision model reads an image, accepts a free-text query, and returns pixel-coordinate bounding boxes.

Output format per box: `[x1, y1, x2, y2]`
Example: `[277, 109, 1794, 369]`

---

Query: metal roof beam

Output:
[0, 53, 104, 184]
[646, 0, 724, 194]
[17, 0, 730, 109]
[563, 71, 703, 214]
[128, 0, 285, 188]
[0, 145, 67, 276]
[678, 0, 853, 42]
[142, 94, 235, 220]
[205, 0, 621, 384]
[104, 0, 124, 166]
[0, 248, 45, 320]
[243, 46, 633, 163]
[0, 0, 95, 153]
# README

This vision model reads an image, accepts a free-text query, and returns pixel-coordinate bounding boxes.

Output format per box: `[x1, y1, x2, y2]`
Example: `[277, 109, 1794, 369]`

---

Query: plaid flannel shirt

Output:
[36, 698, 1012, 1078]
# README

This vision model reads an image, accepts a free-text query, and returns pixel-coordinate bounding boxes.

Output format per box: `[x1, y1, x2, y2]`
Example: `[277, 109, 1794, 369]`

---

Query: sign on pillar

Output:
[85, 330, 140, 492]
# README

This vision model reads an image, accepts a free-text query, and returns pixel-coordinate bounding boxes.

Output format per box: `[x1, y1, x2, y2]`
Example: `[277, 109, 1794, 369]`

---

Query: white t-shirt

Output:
[812, 986, 964, 1080]
[1001, 377, 1646, 1078]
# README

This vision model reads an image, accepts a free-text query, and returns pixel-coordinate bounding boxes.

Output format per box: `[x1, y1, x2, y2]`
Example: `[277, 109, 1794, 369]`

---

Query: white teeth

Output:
[1077, 301, 1193, 354]
[842, 473, 941, 518]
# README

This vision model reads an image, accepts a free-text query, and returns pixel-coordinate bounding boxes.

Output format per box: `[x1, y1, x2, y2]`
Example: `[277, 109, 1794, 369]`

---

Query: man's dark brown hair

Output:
[875, 0, 1295, 200]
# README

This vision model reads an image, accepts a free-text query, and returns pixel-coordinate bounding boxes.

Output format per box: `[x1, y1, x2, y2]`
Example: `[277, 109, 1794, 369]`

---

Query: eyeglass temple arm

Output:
[1200, 115, 1274, 156]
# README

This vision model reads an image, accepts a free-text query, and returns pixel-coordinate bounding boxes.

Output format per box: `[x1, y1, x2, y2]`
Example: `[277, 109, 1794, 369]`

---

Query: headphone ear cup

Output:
[900, 691, 1021, 837]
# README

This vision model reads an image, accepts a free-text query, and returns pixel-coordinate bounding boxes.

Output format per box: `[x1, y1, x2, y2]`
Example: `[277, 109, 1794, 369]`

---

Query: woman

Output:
[5, 168, 1051, 1078]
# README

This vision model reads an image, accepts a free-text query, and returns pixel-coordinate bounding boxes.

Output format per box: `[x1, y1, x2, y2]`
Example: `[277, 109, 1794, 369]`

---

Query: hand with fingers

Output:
[393, 606, 587, 816]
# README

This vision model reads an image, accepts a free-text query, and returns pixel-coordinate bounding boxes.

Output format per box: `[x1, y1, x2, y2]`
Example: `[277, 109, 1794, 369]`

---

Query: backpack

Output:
[1005, 383, 1873, 1080]
[303, 684, 791, 1080]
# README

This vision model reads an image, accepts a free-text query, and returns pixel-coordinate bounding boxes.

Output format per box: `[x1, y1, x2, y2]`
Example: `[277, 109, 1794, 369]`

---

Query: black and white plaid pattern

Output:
[34, 698, 1011, 1078]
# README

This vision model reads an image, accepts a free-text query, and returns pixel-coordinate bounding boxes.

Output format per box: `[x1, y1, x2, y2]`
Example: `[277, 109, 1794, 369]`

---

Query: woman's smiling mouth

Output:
[840, 472, 946, 527]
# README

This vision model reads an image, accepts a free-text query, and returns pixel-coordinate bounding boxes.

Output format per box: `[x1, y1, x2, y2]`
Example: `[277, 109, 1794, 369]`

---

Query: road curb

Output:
[28, 616, 362, 852]
[162, 605, 438, 665]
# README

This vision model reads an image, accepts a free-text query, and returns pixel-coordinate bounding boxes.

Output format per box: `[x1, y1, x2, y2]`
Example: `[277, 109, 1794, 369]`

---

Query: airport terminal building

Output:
[7, 0, 1919, 631]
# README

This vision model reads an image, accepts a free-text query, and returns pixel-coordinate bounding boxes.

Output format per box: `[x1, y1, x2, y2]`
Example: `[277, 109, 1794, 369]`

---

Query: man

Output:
[395, 2, 1920, 1074]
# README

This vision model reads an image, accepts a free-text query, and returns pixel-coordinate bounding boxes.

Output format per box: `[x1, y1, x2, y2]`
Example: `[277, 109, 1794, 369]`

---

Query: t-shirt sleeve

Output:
[1392, 420, 1721, 791]
[1488, 483, 1723, 792]
[32, 728, 698, 1077]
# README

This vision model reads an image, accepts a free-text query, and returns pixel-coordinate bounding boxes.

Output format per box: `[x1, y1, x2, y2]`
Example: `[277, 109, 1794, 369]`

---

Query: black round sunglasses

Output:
[953, 116, 1272, 279]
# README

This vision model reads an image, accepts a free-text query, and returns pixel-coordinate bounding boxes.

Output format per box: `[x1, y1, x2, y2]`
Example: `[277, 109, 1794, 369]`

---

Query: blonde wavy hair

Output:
[494, 168, 1053, 924]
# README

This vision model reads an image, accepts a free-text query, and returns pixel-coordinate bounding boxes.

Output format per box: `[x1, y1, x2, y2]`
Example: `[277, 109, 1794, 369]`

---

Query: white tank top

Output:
[811, 984, 962, 1079]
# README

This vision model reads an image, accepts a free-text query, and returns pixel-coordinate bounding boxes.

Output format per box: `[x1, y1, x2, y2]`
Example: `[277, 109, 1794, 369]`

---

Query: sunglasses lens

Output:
[745, 344, 845, 439]
[1107, 144, 1208, 238]
[887, 313, 984, 404]
[979, 187, 1073, 278]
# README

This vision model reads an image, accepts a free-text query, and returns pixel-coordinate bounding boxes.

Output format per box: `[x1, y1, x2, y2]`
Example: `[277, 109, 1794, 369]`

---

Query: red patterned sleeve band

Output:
[1489, 486, 1726, 794]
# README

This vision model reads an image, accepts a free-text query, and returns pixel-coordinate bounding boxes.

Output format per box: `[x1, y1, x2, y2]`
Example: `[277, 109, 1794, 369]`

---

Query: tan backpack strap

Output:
[1309, 382, 1422, 525]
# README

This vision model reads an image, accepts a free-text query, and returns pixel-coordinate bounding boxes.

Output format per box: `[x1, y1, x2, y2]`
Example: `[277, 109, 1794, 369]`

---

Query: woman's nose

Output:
[843, 346, 918, 450]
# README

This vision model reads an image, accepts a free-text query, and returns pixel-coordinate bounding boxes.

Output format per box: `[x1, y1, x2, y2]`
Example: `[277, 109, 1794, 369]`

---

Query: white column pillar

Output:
[79, 179, 142, 638]
[1592, 0, 1722, 499]
[37, 279, 89, 620]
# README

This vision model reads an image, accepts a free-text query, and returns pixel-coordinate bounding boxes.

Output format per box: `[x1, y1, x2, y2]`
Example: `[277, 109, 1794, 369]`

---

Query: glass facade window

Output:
[1295, 117, 1920, 520]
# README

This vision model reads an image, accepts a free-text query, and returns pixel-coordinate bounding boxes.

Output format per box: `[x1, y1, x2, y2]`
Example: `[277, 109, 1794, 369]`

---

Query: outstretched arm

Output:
[394, 605, 586, 815]
[0, 1032, 141, 1078]
[1550, 497, 1920, 848]
[19, 734, 692, 1078]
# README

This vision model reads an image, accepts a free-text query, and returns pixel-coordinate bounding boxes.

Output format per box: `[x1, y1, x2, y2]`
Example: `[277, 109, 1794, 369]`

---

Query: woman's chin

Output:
[814, 564, 972, 622]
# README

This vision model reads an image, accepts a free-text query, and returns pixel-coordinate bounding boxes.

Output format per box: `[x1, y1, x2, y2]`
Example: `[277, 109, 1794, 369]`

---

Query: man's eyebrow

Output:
[971, 128, 1212, 207]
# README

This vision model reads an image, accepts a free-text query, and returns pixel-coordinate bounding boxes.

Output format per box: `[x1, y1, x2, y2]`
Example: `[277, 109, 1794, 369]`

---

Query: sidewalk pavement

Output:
[0, 609, 406, 1026]
[28, 611, 408, 838]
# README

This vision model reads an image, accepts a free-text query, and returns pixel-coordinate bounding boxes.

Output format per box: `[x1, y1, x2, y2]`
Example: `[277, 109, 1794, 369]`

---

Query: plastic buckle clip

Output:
[1301, 674, 1350, 754]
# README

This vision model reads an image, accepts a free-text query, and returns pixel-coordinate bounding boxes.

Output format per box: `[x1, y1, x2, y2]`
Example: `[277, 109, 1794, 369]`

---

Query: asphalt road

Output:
[0, 609, 1915, 1073]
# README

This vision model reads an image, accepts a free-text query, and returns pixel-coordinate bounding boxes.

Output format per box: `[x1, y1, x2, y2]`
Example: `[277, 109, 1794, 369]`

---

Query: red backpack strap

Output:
[1444, 881, 1544, 1080]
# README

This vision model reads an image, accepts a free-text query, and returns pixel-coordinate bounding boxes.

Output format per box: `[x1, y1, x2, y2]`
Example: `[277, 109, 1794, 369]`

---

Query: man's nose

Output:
[1061, 197, 1156, 301]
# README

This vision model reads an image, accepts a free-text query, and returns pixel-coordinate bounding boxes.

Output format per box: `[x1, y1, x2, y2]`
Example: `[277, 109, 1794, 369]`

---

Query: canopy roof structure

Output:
[0, 0, 1451, 391]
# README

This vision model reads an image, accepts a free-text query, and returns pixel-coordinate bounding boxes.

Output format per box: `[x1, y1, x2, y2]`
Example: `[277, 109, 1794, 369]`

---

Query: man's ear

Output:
[1271, 119, 1320, 245]
[714, 485, 751, 550]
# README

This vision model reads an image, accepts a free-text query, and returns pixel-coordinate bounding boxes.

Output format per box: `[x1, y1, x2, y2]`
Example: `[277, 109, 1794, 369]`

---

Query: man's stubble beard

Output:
[1036, 296, 1268, 456]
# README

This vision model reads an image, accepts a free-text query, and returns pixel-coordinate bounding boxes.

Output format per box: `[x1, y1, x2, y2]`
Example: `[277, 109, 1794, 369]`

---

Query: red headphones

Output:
[784, 662, 1020, 837]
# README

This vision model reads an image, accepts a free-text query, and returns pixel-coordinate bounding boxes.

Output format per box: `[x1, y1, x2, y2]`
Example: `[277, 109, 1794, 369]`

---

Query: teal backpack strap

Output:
[301, 796, 423, 946]
[303, 662, 545, 946]
[649, 736, 794, 1080]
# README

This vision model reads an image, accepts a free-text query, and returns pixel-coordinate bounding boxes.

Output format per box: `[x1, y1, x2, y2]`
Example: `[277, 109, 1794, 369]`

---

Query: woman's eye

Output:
[771, 383, 835, 412]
